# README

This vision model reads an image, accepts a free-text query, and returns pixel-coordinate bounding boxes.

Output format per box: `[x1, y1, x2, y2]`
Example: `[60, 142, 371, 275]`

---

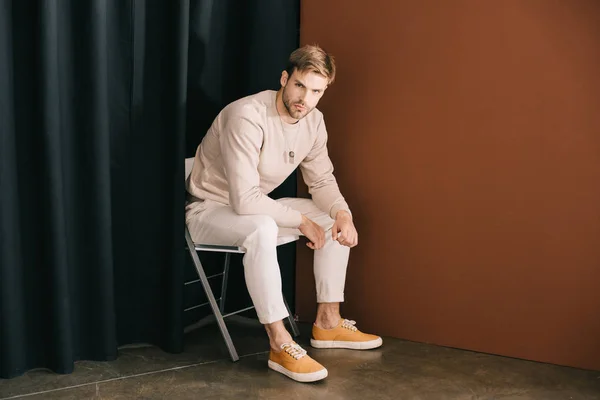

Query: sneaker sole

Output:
[267, 360, 328, 383]
[310, 337, 383, 350]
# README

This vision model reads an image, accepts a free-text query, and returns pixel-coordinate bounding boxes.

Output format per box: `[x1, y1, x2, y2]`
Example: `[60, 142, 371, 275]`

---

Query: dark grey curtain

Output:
[0, 0, 299, 379]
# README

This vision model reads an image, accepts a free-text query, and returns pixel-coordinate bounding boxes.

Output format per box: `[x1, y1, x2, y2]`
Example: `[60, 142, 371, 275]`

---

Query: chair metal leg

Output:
[282, 296, 300, 337]
[219, 253, 231, 314]
[185, 227, 239, 362]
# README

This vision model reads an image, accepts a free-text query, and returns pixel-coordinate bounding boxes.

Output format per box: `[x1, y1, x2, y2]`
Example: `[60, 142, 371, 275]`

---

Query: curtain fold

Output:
[0, 0, 24, 378]
[0, 0, 299, 380]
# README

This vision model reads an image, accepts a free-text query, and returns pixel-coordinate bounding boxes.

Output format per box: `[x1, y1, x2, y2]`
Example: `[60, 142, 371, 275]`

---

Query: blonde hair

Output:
[285, 44, 336, 85]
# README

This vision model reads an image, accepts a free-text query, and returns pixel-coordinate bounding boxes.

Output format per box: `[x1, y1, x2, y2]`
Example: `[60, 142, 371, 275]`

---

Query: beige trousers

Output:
[186, 197, 350, 324]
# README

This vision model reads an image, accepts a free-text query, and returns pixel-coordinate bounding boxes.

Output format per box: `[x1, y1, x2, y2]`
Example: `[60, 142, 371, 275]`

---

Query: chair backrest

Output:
[185, 158, 194, 181]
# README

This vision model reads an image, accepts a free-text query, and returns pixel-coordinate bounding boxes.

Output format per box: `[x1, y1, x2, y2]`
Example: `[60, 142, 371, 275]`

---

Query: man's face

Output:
[280, 69, 328, 120]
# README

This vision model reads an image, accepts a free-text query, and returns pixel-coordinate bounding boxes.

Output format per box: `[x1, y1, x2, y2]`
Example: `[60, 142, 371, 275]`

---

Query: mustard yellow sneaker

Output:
[311, 319, 383, 350]
[268, 342, 328, 382]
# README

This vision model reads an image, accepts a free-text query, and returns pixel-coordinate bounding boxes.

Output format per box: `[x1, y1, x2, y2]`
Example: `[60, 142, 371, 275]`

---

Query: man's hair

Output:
[285, 44, 336, 85]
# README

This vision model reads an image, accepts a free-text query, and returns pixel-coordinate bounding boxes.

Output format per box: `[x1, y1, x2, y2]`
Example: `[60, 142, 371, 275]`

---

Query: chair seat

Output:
[277, 234, 301, 247]
[193, 234, 300, 254]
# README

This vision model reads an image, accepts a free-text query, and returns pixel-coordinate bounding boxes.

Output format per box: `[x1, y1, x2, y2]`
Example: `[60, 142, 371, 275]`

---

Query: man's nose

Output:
[301, 90, 309, 103]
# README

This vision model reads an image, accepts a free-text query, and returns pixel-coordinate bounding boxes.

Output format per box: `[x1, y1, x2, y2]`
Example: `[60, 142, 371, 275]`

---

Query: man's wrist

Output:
[299, 214, 309, 228]
[335, 210, 352, 221]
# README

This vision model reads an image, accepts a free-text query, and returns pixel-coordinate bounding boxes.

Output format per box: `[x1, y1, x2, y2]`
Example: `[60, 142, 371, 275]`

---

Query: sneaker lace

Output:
[281, 342, 307, 360]
[342, 319, 358, 332]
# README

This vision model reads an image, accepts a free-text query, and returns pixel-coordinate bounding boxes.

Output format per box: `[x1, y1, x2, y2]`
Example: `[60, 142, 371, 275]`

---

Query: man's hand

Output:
[299, 215, 326, 250]
[332, 211, 358, 248]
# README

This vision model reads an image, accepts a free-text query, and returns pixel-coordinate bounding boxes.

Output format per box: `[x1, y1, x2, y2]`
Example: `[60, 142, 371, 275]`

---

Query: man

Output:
[185, 44, 382, 383]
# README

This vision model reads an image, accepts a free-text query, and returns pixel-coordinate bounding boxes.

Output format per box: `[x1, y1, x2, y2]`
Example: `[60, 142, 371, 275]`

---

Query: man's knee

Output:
[247, 215, 278, 242]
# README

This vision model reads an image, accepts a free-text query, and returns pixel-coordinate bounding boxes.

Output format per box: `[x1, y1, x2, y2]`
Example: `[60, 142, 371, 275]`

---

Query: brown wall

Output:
[296, 0, 600, 371]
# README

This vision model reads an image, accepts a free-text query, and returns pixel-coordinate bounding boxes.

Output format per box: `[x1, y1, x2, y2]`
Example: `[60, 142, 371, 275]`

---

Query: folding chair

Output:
[184, 158, 300, 362]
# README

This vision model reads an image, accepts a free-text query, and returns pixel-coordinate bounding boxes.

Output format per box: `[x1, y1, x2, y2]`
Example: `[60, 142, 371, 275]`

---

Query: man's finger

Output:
[346, 231, 354, 245]
[339, 227, 349, 243]
[331, 223, 338, 241]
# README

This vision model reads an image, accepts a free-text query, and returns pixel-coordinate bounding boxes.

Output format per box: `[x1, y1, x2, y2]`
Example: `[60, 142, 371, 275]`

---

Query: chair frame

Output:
[184, 226, 300, 362]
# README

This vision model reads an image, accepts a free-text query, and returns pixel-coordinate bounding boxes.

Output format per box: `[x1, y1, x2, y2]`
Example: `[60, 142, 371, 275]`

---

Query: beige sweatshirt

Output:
[185, 90, 351, 228]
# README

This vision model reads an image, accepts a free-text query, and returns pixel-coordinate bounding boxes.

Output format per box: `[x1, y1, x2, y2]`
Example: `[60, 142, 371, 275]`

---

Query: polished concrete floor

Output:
[1, 317, 599, 400]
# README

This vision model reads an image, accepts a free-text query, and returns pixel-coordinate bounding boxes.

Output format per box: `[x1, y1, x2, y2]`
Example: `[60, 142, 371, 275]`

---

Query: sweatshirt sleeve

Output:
[299, 117, 352, 220]
[219, 114, 303, 228]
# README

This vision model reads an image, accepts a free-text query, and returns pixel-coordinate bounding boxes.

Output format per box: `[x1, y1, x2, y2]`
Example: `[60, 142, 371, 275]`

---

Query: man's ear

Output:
[280, 70, 289, 87]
